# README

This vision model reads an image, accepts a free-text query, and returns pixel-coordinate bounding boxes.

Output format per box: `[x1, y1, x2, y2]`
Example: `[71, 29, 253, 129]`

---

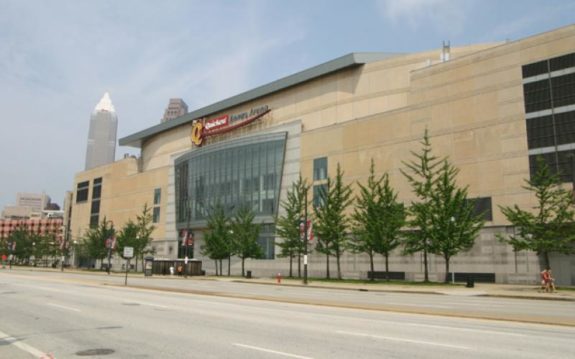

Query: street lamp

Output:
[303, 192, 309, 285]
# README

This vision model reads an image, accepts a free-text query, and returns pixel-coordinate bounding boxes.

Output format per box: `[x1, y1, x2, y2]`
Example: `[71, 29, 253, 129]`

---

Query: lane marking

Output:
[384, 302, 452, 309]
[46, 303, 81, 312]
[233, 343, 313, 359]
[403, 322, 527, 337]
[0, 330, 47, 357]
[133, 301, 170, 309]
[336, 330, 472, 350]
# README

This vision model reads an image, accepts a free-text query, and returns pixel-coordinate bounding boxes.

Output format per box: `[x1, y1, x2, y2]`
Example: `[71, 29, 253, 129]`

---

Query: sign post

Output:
[123, 246, 134, 286]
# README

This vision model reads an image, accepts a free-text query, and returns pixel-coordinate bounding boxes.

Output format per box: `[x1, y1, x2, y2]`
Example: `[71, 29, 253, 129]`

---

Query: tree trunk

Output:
[289, 254, 293, 278]
[336, 248, 342, 280]
[444, 256, 450, 283]
[228, 255, 231, 276]
[297, 254, 301, 278]
[369, 252, 374, 281]
[326, 253, 330, 279]
[241, 257, 245, 277]
[385, 253, 390, 281]
[543, 251, 551, 270]
[214, 260, 218, 276]
[219, 259, 223, 277]
[423, 245, 429, 282]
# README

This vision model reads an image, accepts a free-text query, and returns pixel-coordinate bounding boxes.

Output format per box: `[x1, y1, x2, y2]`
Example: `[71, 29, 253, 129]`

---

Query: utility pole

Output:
[184, 197, 191, 278]
[303, 193, 308, 285]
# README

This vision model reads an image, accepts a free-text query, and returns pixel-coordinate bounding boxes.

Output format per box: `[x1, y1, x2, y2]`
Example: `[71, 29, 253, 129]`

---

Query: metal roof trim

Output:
[119, 52, 400, 148]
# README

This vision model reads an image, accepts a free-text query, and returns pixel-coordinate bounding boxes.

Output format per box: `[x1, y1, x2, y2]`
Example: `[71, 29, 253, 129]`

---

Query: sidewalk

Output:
[4, 265, 575, 301]
[221, 276, 575, 302]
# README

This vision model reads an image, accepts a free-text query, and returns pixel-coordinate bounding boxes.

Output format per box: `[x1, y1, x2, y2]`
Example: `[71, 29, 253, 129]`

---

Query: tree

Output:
[202, 204, 232, 276]
[80, 218, 114, 266]
[313, 163, 353, 279]
[351, 160, 406, 281]
[499, 156, 575, 269]
[276, 176, 309, 277]
[9, 225, 33, 264]
[134, 204, 156, 269]
[429, 160, 484, 282]
[401, 129, 442, 282]
[231, 206, 263, 277]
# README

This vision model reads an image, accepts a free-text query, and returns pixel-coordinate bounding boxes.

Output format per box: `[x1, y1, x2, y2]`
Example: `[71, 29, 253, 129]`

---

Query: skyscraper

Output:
[85, 92, 118, 170]
[161, 98, 188, 123]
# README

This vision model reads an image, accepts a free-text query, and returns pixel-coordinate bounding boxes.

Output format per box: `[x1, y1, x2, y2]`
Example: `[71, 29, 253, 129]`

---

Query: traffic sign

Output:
[123, 246, 134, 258]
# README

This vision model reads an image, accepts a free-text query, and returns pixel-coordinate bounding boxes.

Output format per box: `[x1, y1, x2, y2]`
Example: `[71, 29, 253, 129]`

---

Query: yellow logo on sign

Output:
[191, 121, 204, 146]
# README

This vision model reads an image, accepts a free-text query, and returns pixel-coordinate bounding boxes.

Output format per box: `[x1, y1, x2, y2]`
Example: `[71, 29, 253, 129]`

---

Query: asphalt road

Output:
[1, 270, 574, 358]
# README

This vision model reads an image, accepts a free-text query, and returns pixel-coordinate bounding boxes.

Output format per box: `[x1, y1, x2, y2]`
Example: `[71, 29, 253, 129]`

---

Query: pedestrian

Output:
[177, 265, 183, 276]
[547, 269, 556, 293]
[540, 269, 548, 292]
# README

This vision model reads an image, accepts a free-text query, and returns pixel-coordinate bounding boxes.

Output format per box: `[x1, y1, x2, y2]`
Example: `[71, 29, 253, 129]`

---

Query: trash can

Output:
[144, 256, 154, 277]
[466, 276, 474, 288]
[246, 270, 252, 279]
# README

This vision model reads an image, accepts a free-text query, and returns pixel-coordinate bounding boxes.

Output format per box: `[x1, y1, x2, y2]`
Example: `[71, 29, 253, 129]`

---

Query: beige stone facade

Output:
[69, 25, 575, 284]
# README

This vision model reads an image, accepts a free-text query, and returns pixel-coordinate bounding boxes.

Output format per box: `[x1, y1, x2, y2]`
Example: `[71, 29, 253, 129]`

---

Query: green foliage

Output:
[429, 160, 484, 282]
[116, 204, 156, 261]
[313, 163, 353, 279]
[202, 204, 233, 264]
[80, 217, 115, 261]
[351, 160, 406, 280]
[231, 206, 262, 276]
[499, 156, 575, 269]
[276, 176, 309, 277]
[401, 129, 442, 282]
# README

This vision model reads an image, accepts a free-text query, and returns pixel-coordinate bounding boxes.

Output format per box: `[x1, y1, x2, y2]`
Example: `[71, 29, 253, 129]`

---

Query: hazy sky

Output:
[0, 0, 573, 210]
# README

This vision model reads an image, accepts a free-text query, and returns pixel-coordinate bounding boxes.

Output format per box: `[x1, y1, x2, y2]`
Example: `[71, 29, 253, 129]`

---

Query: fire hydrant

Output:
[276, 272, 282, 284]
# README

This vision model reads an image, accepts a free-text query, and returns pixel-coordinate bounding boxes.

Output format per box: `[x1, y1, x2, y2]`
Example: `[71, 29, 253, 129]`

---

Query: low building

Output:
[69, 25, 575, 284]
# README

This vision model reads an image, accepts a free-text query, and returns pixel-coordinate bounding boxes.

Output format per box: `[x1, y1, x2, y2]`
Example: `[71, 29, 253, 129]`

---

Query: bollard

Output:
[276, 272, 282, 284]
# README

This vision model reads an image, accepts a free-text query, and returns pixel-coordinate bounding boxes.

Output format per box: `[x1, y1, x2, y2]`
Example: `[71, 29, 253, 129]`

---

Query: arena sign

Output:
[191, 105, 270, 146]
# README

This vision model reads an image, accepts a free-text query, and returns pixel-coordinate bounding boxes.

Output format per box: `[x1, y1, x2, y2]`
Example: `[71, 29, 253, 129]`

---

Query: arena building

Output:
[69, 25, 575, 284]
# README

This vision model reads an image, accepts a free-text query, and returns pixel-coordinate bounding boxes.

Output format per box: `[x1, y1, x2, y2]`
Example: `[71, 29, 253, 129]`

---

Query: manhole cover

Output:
[76, 348, 115, 356]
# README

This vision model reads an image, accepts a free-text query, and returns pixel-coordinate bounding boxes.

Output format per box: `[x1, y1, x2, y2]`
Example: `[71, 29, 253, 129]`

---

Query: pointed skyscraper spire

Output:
[85, 92, 119, 170]
[94, 92, 116, 113]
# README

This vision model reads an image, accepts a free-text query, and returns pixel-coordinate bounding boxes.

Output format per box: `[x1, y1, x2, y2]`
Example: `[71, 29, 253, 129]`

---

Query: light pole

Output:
[303, 193, 309, 285]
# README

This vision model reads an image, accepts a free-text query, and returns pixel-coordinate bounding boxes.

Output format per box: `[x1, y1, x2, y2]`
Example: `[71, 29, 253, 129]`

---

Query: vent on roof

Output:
[441, 41, 451, 62]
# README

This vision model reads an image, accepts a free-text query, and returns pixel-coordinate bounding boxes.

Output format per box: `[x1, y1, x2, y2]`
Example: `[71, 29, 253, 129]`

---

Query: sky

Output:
[0, 0, 574, 210]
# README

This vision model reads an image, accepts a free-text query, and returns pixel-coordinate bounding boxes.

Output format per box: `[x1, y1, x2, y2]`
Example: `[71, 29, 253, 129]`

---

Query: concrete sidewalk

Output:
[219, 276, 575, 302]
[5, 266, 575, 301]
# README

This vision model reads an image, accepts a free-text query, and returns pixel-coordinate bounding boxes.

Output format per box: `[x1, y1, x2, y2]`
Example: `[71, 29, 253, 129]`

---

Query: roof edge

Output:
[119, 52, 401, 148]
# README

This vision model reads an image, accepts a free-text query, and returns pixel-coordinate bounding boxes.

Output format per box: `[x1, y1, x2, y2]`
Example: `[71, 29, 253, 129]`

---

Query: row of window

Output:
[523, 53, 575, 184]
[522, 52, 575, 78]
[523, 73, 575, 113]
[526, 111, 575, 149]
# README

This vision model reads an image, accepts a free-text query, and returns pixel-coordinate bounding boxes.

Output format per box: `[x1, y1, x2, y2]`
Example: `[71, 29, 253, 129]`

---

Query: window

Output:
[523, 53, 575, 184]
[523, 79, 551, 113]
[89, 177, 102, 227]
[313, 184, 327, 208]
[76, 181, 89, 203]
[551, 73, 575, 108]
[467, 197, 493, 221]
[313, 157, 328, 181]
[153, 207, 161, 223]
[154, 188, 161, 205]
[153, 188, 161, 223]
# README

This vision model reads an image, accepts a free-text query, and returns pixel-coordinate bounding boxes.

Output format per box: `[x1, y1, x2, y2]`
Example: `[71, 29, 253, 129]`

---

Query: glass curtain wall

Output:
[175, 132, 287, 258]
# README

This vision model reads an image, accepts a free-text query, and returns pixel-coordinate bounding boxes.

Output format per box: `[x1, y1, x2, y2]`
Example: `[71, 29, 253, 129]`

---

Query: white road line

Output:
[233, 343, 314, 359]
[46, 303, 81, 312]
[134, 301, 170, 309]
[384, 302, 452, 309]
[0, 330, 48, 358]
[336, 330, 472, 350]
[403, 323, 528, 337]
